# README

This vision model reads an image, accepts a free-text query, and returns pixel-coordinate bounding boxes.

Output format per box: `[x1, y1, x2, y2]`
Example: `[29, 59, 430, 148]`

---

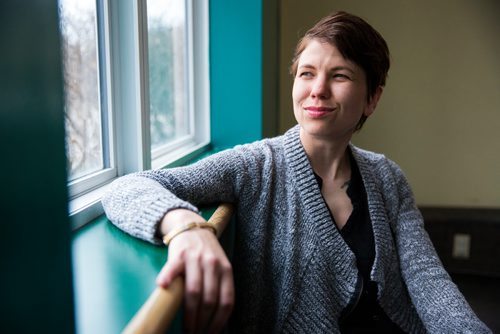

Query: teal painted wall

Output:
[0, 1, 75, 332]
[209, 0, 263, 149]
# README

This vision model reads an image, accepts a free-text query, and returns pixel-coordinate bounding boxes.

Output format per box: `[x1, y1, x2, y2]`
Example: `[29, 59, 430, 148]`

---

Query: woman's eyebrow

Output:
[330, 66, 355, 74]
[297, 64, 316, 70]
[298, 64, 355, 73]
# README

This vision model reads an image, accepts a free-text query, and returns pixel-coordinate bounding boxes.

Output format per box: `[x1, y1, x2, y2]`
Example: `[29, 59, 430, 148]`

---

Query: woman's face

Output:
[292, 39, 380, 143]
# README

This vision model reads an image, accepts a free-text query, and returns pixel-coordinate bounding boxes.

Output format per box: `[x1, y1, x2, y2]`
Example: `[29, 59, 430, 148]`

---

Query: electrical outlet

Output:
[452, 233, 471, 259]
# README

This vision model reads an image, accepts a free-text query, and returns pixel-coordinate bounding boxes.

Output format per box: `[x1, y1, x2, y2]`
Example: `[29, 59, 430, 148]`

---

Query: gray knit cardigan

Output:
[102, 125, 490, 333]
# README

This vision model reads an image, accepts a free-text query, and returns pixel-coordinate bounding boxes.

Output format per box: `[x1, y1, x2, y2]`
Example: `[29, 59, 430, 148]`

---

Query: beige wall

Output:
[279, 0, 500, 207]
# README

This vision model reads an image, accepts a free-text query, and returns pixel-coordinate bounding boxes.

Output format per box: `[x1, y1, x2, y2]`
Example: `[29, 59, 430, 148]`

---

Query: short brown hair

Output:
[290, 11, 390, 130]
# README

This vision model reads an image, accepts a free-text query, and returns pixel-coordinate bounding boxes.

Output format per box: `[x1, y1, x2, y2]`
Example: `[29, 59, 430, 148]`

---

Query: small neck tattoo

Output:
[341, 180, 351, 190]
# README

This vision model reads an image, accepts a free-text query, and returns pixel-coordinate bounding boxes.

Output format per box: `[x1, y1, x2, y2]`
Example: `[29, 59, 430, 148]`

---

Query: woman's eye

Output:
[299, 71, 313, 78]
[333, 73, 349, 79]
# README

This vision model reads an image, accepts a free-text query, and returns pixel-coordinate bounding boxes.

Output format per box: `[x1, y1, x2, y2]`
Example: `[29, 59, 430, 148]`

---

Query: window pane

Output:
[147, 0, 190, 150]
[59, 0, 103, 180]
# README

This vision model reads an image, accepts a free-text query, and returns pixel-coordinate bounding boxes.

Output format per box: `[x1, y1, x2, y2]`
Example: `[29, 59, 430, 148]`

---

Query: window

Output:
[147, 0, 190, 152]
[59, 0, 107, 181]
[59, 0, 210, 228]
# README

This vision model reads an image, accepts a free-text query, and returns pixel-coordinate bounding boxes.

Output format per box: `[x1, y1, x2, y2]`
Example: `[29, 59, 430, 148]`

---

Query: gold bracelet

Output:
[162, 221, 217, 246]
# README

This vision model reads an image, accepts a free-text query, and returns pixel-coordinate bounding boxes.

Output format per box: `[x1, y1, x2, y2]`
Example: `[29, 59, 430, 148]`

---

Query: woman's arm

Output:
[102, 148, 250, 333]
[102, 147, 248, 244]
[386, 160, 491, 333]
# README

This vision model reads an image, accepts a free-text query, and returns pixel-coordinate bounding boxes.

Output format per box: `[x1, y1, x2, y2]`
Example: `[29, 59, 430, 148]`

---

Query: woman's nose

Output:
[310, 76, 331, 99]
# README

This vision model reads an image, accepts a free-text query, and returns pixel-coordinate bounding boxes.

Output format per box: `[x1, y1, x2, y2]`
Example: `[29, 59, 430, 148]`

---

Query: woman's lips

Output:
[304, 106, 335, 118]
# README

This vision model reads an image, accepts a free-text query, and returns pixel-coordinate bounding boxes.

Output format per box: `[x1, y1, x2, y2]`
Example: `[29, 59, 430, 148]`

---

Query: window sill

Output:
[69, 142, 211, 230]
[69, 183, 110, 230]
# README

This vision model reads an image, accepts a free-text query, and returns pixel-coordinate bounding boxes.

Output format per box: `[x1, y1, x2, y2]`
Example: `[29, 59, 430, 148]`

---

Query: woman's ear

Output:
[364, 86, 384, 117]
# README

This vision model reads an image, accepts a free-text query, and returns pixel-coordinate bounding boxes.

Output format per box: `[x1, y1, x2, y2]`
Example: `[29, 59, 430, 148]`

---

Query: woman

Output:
[103, 11, 490, 334]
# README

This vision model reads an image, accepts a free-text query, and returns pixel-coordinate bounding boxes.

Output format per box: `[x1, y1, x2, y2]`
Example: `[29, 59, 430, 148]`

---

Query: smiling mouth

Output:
[304, 106, 335, 118]
[304, 106, 335, 112]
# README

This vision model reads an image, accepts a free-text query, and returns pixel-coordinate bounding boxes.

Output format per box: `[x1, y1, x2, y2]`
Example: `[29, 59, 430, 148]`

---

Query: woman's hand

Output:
[156, 209, 234, 334]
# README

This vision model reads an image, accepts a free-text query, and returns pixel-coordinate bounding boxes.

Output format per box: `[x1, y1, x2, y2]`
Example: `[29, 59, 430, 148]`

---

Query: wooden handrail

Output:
[122, 203, 235, 334]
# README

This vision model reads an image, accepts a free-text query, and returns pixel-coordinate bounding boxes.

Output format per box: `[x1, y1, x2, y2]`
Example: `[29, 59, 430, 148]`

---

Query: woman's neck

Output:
[299, 129, 351, 182]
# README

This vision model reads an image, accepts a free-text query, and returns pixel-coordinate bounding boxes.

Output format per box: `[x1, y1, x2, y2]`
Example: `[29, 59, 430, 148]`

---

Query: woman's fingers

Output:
[207, 262, 234, 334]
[156, 256, 184, 288]
[184, 252, 203, 333]
[155, 228, 234, 333]
[198, 254, 221, 329]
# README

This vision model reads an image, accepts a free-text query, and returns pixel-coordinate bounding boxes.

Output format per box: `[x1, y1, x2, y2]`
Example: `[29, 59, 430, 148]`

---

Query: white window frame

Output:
[68, 0, 210, 230]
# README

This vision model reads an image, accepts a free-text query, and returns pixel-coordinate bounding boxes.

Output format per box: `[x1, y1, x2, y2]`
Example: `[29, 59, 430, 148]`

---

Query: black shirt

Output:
[314, 152, 405, 334]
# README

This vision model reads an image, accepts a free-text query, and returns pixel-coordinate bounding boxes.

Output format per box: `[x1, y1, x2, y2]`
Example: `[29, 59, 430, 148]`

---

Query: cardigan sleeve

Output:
[385, 159, 491, 333]
[102, 147, 250, 245]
